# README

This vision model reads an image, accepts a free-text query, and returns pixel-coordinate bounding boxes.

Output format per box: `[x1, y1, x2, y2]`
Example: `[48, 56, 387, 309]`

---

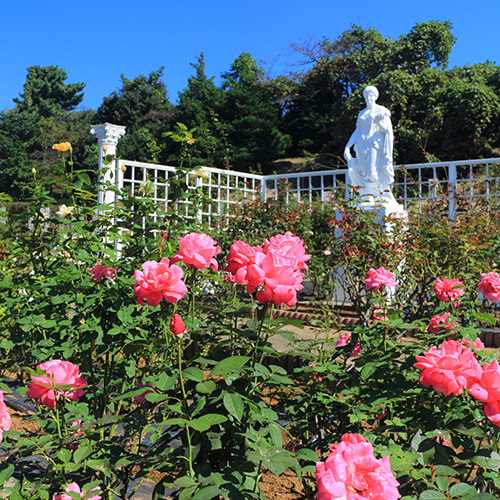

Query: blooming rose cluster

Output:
[426, 272, 500, 306]
[134, 233, 223, 307]
[433, 278, 465, 304]
[27, 360, 87, 408]
[134, 258, 187, 307]
[364, 267, 397, 292]
[414, 337, 500, 426]
[316, 433, 400, 500]
[224, 232, 307, 307]
[427, 312, 458, 334]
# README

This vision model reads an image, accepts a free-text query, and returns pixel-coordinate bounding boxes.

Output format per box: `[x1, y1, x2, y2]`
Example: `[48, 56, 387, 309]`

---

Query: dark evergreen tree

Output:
[14, 65, 85, 117]
[95, 69, 175, 163]
[0, 66, 95, 199]
[220, 53, 291, 172]
[177, 53, 227, 167]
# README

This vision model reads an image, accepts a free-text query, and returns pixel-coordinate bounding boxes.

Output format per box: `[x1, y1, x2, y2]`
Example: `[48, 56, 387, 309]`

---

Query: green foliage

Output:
[0, 66, 96, 200]
[14, 65, 85, 117]
[177, 53, 228, 167]
[220, 53, 291, 171]
[95, 69, 175, 164]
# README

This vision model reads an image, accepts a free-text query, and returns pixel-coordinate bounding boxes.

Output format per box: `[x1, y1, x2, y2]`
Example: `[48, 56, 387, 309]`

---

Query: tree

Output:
[14, 65, 85, 118]
[281, 21, 457, 159]
[220, 53, 291, 171]
[0, 66, 96, 199]
[95, 69, 175, 163]
[177, 53, 227, 167]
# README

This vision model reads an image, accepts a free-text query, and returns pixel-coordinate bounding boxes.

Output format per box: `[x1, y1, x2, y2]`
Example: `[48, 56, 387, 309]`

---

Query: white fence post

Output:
[448, 163, 457, 220]
[90, 123, 126, 206]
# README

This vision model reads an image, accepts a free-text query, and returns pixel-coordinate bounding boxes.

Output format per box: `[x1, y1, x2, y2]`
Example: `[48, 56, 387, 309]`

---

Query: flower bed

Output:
[1, 157, 500, 499]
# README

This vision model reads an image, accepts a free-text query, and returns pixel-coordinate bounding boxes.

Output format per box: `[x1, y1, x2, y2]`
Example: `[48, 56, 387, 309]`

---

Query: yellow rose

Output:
[52, 142, 72, 152]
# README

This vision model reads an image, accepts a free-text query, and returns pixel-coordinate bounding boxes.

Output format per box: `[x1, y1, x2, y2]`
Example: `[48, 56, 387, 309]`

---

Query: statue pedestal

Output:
[333, 199, 407, 306]
[355, 198, 408, 232]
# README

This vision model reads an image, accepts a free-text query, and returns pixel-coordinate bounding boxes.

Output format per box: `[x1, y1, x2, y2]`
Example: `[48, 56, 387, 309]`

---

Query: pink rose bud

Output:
[170, 314, 185, 336]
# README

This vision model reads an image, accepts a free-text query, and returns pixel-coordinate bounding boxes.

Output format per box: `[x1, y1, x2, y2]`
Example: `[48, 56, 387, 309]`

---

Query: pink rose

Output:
[373, 309, 389, 321]
[262, 232, 311, 271]
[134, 258, 187, 307]
[171, 232, 221, 272]
[469, 359, 500, 426]
[433, 278, 465, 304]
[335, 333, 351, 348]
[316, 433, 400, 500]
[53, 482, 101, 500]
[0, 392, 11, 443]
[478, 272, 500, 303]
[245, 250, 303, 307]
[134, 382, 157, 405]
[427, 312, 458, 334]
[27, 360, 87, 408]
[224, 241, 263, 284]
[88, 260, 116, 281]
[434, 436, 451, 447]
[462, 337, 485, 351]
[414, 339, 482, 396]
[365, 267, 397, 292]
[349, 340, 362, 358]
[70, 419, 84, 436]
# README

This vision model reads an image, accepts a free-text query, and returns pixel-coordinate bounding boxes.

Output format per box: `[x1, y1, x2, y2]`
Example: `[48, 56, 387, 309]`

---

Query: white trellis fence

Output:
[92, 123, 500, 223]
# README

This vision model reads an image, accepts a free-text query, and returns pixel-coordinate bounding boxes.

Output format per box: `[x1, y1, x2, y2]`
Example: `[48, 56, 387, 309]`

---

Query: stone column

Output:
[90, 123, 126, 206]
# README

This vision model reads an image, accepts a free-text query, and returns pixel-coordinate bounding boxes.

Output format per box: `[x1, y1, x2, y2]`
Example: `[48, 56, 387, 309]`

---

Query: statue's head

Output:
[363, 86, 379, 100]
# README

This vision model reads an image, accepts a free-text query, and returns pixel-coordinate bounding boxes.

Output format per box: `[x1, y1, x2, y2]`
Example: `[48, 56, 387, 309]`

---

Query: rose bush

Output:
[2, 151, 500, 499]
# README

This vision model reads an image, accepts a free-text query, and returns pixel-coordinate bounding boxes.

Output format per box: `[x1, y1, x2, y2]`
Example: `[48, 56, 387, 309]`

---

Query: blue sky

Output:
[1, 0, 499, 113]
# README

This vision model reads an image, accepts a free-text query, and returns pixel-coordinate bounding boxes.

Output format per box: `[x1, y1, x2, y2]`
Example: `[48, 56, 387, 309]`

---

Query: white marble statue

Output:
[344, 86, 401, 211]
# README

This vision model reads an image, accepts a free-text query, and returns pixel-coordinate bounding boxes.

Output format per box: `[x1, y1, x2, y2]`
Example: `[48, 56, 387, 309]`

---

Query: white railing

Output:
[116, 160, 264, 226]
[92, 124, 500, 221]
[112, 157, 500, 222]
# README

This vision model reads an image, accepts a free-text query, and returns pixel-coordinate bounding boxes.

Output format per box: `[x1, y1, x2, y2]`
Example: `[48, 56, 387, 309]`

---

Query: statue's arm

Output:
[344, 127, 359, 161]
